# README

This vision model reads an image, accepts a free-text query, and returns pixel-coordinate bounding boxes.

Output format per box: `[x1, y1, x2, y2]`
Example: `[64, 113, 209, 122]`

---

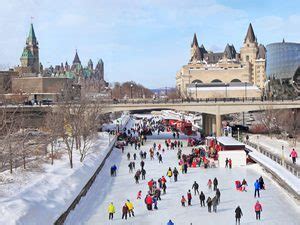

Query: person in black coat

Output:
[216, 188, 221, 204]
[192, 181, 200, 195]
[213, 177, 218, 191]
[206, 197, 212, 212]
[199, 191, 205, 207]
[235, 206, 243, 225]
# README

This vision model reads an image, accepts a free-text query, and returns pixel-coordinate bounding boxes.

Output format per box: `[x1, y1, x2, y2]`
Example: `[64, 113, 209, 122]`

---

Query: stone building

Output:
[15, 24, 40, 75]
[176, 23, 266, 98]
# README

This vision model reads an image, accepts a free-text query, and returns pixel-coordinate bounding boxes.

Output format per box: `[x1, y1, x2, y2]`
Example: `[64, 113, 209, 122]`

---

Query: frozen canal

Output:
[66, 121, 300, 225]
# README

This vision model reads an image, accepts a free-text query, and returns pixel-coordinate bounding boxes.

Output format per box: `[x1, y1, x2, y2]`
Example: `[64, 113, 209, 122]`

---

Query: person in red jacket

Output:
[254, 200, 262, 220]
[145, 194, 153, 210]
[187, 190, 192, 206]
[148, 179, 154, 192]
[290, 148, 298, 164]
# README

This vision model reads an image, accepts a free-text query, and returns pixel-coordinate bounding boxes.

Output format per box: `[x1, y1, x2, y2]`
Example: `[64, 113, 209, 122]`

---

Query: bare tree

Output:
[257, 106, 281, 137]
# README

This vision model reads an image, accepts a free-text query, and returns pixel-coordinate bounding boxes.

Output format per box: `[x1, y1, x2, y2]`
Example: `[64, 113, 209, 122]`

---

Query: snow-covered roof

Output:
[217, 136, 245, 146]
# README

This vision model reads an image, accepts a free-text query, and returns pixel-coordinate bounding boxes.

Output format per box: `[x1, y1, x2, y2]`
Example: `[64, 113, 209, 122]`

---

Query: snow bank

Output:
[247, 145, 300, 195]
[0, 130, 121, 225]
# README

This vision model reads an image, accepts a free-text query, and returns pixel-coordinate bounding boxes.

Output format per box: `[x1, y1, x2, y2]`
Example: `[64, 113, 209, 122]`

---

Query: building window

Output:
[246, 55, 249, 61]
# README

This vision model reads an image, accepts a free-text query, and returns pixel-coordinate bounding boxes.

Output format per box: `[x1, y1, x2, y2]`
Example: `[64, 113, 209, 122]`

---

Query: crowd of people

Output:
[106, 116, 274, 224]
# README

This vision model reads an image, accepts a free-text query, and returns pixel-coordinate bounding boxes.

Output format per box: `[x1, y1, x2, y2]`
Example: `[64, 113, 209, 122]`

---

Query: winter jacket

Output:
[167, 220, 174, 225]
[211, 196, 218, 206]
[167, 170, 173, 177]
[192, 182, 199, 190]
[126, 201, 134, 210]
[290, 150, 298, 158]
[108, 203, 115, 213]
[254, 181, 260, 190]
[122, 205, 128, 213]
[254, 202, 262, 212]
[145, 195, 153, 204]
[200, 192, 205, 201]
[235, 207, 243, 218]
[213, 178, 218, 186]
[187, 192, 192, 200]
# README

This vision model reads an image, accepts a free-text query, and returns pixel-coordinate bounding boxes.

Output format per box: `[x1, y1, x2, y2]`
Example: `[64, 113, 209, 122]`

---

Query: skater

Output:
[206, 197, 212, 212]
[126, 200, 135, 217]
[187, 190, 192, 206]
[128, 162, 133, 173]
[290, 148, 298, 164]
[167, 220, 174, 225]
[254, 200, 262, 220]
[137, 190, 142, 199]
[212, 196, 218, 212]
[153, 196, 158, 209]
[127, 152, 130, 160]
[254, 180, 260, 198]
[207, 179, 212, 190]
[225, 158, 229, 168]
[167, 168, 173, 182]
[162, 182, 167, 194]
[108, 202, 115, 220]
[173, 167, 179, 182]
[241, 179, 248, 192]
[122, 203, 128, 220]
[213, 177, 218, 191]
[181, 195, 187, 206]
[141, 168, 146, 180]
[133, 153, 137, 160]
[140, 160, 145, 169]
[145, 195, 153, 210]
[159, 154, 163, 163]
[229, 158, 232, 169]
[192, 181, 200, 195]
[216, 188, 221, 204]
[199, 191, 205, 207]
[259, 176, 265, 190]
[235, 206, 243, 225]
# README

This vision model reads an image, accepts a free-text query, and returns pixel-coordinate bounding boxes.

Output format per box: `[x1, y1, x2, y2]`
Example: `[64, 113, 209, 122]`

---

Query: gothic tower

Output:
[95, 59, 104, 80]
[20, 23, 39, 73]
[88, 59, 93, 70]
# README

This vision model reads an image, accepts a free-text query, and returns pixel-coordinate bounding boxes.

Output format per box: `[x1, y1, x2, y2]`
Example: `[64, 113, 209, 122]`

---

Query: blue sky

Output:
[1, 0, 300, 88]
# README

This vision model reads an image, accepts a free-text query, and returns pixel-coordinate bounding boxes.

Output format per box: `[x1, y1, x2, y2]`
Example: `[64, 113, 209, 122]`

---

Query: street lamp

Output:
[281, 145, 285, 167]
[237, 127, 240, 141]
[130, 84, 133, 99]
[195, 82, 198, 100]
[244, 82, 247, 100]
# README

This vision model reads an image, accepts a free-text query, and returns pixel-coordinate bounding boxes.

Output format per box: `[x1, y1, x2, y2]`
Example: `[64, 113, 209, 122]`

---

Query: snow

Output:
[0, 113, 131, 225]
[65, 119, 300, 225]
[247, 144, 300, 195]
[217, 136, 245, 147]
[248, 134, 300, 166]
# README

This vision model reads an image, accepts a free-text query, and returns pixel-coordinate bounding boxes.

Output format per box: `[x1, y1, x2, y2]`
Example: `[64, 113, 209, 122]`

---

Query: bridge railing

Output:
[245, 141, 300, 178]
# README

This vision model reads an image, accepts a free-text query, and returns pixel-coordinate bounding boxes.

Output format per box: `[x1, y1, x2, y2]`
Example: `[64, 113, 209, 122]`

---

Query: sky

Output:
[1, 0, 300, 88]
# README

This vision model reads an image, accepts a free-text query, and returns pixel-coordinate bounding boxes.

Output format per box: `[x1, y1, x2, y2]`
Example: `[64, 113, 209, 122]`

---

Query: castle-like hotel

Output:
[176, 23, 266, 98]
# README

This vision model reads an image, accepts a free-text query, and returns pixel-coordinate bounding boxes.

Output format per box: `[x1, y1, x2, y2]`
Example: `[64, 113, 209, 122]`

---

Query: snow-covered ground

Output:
[0, 132, 114, 225]
[249, 134, 300, 166]
[247, 144, 300, 195]
[66, 120, 300, 225]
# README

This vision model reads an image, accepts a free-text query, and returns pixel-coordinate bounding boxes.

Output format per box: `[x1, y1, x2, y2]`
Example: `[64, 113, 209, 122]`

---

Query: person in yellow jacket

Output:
[167, 167, 173, 182]
[126, 199, 135, 217]
[108, 202, 115, 220]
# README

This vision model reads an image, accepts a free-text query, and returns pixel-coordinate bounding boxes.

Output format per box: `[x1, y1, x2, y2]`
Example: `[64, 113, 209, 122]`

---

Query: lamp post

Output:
[130, 84, 133, 99]
[195, 82, 198, 100]
[281, 145, 285, 167]
[237, 127, 240, 141]
[244, 82, 247, 100]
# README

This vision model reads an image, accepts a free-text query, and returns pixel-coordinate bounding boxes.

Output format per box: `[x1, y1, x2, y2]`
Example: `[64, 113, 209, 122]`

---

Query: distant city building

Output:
[266, 41, 300, 97]
[176, 23, 266, 98]
[11, 23, 108, 102]
[15, 23, 40, 75]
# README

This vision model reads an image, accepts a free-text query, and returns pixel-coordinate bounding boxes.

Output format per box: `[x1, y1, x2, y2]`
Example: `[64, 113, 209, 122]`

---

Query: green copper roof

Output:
[65, 71, 75, 79]
[21, 48, 34, 59]
[83, 68, 92, 78]
[27, 23, 37, 43]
